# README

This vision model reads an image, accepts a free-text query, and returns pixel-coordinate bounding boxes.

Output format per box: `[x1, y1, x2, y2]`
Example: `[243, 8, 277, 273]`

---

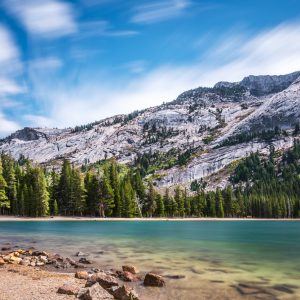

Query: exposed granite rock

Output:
[86, 272, 119, 289]
[77, 283, 114, 300]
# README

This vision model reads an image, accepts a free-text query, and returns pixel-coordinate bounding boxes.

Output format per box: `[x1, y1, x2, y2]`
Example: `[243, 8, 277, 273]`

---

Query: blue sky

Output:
[1, 0, 300, 136]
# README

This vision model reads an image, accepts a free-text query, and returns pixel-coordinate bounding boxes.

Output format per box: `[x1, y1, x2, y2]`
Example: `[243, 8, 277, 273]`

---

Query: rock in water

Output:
[144, 273, 166, 287]
[76, 251, 89, 257]
[118, 271, 140, 282]
[77, 283, 114, 300]
[122, 265, 139, 274]
[57, 283, 80, 295]
[79, 257, 92, 264]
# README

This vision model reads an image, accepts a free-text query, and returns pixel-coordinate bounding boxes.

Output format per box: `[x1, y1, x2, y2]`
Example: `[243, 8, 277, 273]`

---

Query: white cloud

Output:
[29, 57, 63, 70]
[0, 112, 20, 137]
[80, 20, 139, 38]
[21, 21, 300, 130]
[0, 25, 19, 64]
[0, 78, 24, 95]
[23, 114, 53, 128]
[131, 0, 190, 24]
[5, 0, 77, 38]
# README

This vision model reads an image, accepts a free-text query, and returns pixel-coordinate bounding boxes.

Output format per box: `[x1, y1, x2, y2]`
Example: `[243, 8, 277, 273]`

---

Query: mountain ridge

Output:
[1, 71, 300, 190]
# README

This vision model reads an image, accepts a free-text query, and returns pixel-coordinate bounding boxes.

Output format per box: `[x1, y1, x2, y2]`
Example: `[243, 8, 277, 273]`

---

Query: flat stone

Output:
[144, 273, 165, 287]
[57, 283, 80, 295]
[77, 283, 114, 300]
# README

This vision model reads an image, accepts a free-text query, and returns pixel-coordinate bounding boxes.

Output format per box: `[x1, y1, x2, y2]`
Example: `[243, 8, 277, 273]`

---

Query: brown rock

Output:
[86, 272, 119, 289]
[0, 257, 5, 265]
[122, 265, 138, 274]
[75, 271, 90, 280]
[77, 283, 114, 300]
[79, 257, 92, 264]
[144, 273, 165, 287]
[57, 283, 80, 295]
[112, 285, 139, 300]
[1, 247, 11, 251]
[119, 271, 140, 282]
[31, 250, 48, 257]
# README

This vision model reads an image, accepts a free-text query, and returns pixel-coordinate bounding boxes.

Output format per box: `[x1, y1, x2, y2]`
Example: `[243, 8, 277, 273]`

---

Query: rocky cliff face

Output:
[1, 71, 299, 189]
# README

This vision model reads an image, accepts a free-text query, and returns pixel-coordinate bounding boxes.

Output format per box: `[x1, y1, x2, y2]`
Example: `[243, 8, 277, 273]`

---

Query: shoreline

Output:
[0, 216, 299, 221]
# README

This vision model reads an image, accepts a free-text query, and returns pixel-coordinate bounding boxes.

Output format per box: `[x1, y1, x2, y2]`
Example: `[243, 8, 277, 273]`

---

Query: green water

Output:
[0, 220, 299, 299]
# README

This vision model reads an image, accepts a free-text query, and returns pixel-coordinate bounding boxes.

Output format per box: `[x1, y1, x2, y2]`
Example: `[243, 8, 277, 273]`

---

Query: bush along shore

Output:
[0, 246, 167, 300]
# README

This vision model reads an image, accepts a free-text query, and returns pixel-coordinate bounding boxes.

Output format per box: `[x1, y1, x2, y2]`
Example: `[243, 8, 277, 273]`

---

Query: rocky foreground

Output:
[0, 246, 166, 300]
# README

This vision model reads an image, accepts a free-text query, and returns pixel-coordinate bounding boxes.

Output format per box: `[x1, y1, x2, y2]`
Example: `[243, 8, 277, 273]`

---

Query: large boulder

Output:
[77, 283, 114, 300]
[86, 272, 119, 289]
[144, 273, 165, 287]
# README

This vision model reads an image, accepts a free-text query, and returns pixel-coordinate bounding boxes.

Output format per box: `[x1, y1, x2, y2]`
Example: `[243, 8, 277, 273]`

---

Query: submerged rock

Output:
[163, 274, 186, 279]
[76, 251, 89, 257]
[144, 273, 165, 287]
[79, 257, 92, 264]
[77, 283, 114, 300]
[118, 271, 140, 282]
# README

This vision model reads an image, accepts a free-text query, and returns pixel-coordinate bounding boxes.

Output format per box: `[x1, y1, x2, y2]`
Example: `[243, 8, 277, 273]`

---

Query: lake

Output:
[0, 220, 299, 299]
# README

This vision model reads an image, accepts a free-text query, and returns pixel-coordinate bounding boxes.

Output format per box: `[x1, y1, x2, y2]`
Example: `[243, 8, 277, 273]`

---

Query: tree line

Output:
[0, 139, 299, 218]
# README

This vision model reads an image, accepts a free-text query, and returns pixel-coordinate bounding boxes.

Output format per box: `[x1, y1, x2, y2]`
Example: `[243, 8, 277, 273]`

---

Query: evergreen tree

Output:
[216, 188, 225, 218]
[100, 173, 115, 217]
[145, 181, 156, 217]
[0, 157, 9, 215]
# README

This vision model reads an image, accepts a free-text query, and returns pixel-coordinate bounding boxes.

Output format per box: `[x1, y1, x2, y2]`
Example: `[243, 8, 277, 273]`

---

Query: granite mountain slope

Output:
[1, 71, 300, 189]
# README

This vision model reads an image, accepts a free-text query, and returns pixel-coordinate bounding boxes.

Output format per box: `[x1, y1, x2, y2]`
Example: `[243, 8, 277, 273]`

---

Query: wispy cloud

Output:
[131, 0, 190, 24]
[80, 20, 139, 38]
[0, 112, 20, 137]
[29, 57, 63, 70]
[24, 21, 300, 130]
[5, 0, 77, 38]
[0, 24, 23, 136]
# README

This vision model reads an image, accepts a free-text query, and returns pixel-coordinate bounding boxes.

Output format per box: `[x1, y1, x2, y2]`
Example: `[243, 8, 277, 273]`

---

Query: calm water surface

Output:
[0, 220, 299, 299]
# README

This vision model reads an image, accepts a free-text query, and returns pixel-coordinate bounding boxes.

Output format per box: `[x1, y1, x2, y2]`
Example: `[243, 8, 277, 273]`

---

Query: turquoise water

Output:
[0, 220, 299, 299]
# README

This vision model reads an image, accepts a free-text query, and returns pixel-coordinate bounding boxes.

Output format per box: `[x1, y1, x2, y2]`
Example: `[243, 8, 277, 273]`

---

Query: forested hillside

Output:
[0, 138, 299, 218]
